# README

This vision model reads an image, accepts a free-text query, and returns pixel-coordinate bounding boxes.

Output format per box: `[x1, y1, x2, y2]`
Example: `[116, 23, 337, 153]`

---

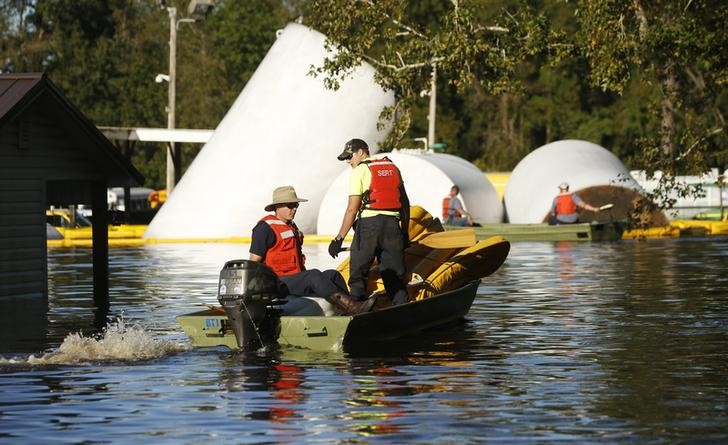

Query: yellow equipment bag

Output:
[408, 205, 444, 241]
[336, 206, 473, 301]
[415, 236, 510, 301]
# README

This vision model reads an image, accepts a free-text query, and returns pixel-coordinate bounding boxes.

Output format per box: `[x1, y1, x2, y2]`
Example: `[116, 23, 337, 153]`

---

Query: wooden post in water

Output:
[718, 175, 725, 221]
[92, 181, 109, 308]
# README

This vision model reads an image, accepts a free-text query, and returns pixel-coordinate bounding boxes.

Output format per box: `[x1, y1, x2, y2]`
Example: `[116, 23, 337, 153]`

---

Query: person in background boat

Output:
[443, 185, 475, 226]
[250, 185, 373, 315]
[328, 138, 411, 306]
[550, 182, 599, 224]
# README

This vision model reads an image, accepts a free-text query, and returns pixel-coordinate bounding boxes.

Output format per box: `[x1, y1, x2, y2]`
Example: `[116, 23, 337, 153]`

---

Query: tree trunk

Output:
[660, 60, 678, 157]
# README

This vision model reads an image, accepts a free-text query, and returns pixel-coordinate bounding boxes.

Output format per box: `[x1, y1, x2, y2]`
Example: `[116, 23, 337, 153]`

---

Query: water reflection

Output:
[0, 238, 726, 443]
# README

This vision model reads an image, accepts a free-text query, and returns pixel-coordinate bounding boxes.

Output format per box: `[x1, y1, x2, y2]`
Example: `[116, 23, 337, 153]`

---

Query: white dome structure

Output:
[317, 150, 503, 235]
[504, 140, 651, 224]
[144, 23, 393, 238]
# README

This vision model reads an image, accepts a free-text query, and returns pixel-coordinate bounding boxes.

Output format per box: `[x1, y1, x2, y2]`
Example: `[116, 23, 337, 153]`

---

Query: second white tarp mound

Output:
[504, 140, 644, 224]
[316, 150, 503, 235]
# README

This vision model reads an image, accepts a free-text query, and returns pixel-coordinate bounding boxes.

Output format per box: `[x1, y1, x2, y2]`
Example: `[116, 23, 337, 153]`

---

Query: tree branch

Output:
[359, 0, 427, 39]
[676, 127, 725, 161]
[360, 53, 444, 72]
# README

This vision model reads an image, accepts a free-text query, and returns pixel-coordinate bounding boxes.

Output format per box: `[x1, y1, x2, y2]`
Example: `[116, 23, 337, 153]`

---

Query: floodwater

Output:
[1, 238, 727, 443]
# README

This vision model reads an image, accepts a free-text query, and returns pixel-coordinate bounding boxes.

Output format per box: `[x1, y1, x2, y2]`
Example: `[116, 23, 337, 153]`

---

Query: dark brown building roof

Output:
[0, 72, 44, 121]
[0, 72, 144, 186]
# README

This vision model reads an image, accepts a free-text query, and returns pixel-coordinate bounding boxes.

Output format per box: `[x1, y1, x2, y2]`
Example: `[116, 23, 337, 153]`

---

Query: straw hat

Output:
[264, 186, 308, 211]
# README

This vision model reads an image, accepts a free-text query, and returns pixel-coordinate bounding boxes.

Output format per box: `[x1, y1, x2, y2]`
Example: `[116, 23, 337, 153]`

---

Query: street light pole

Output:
[427, 62, 437, 149]
[160, 1, 214, 194]
[166, 6, 178, 194]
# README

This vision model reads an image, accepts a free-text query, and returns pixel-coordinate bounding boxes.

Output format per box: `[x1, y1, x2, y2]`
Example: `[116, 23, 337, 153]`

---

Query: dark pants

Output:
[280, 269, 348, 298]
[349, 215, 407, 302]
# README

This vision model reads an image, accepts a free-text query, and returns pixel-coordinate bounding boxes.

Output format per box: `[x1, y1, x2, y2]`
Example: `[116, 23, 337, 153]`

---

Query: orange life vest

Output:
[260, 215, 305, 277]
[442, 196, 462, 219]
[362, 157, 402, 211]
[555, 192, 577, 215]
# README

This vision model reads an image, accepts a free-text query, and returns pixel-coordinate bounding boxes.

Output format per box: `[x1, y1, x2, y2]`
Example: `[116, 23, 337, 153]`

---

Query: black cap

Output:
[337, 138, 369, 160]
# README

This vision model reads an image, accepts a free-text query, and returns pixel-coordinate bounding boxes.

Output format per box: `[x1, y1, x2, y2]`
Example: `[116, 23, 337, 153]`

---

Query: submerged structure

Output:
[504, 140, 667, 225]
[144, 23, 394, 238]
[316, 150, 503, 235]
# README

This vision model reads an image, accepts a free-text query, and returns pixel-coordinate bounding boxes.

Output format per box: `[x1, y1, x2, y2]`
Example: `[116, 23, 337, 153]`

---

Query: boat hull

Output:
[177, 281, 479, 351]
[447, 221, 624, 242]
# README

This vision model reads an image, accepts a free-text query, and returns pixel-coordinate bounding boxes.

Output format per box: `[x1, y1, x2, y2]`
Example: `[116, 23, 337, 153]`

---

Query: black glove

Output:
[328, 236, 344, 258]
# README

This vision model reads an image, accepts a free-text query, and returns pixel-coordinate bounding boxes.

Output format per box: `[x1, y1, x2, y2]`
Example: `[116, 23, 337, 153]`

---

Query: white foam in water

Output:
[1, 316, 184, 366]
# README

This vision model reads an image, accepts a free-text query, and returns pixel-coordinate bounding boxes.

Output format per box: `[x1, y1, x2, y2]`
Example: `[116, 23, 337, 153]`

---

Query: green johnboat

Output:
[178, 281, 479, 352]
[178, 230, 513, 353]
[447, 221, 624, 242]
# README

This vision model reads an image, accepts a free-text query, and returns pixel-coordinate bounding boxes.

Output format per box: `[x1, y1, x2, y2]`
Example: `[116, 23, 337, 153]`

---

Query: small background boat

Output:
[447, 221, 625, 242]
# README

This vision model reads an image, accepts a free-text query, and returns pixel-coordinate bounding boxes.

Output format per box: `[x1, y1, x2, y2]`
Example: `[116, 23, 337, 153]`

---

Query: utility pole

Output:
[166, 6, 178, 194]
[158, 2, 214, 194]
[427, 62, 437, 149]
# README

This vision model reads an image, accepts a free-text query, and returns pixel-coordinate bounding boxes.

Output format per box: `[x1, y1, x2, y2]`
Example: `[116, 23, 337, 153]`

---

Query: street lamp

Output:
[158, 1, 215, 194]
[428, 62, 437, 149]
[419, 62, 438, 149]
[188, 0, 215, 16]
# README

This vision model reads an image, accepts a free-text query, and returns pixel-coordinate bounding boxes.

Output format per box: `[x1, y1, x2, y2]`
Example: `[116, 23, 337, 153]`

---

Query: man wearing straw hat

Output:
[250, 185, 374, 315]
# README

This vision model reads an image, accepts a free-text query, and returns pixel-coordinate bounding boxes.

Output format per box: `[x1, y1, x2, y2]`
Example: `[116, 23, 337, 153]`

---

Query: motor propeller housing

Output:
[217, 259, 283, 350]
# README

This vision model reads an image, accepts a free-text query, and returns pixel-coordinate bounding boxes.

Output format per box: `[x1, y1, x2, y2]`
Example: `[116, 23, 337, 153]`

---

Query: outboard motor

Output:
[217, 259, 283, 350]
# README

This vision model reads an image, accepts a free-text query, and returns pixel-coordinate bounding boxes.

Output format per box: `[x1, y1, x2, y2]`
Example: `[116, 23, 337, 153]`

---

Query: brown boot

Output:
[326, 292, 375, 316]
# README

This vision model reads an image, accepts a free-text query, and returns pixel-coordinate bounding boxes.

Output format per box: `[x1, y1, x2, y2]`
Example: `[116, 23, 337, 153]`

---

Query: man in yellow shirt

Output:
[328, 138, 411, 306]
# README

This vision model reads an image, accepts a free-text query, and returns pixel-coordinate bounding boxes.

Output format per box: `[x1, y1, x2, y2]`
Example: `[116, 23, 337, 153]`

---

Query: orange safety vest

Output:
[442, 196, 462, 219]
[362, 157, 402, 211]
[555, 192, 577, 215]
[260, 215, 305, 277]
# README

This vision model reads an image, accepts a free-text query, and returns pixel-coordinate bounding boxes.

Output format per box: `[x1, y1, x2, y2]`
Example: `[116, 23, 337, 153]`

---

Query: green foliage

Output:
[1, 0, 295, 189]
[304, 0, 550, 149]
[573, 0, 728, 218]
[2, 0, 726, 206]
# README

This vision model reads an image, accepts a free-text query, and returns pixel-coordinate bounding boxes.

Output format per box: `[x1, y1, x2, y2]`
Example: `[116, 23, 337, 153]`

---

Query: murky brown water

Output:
[1, 238, 727, 443]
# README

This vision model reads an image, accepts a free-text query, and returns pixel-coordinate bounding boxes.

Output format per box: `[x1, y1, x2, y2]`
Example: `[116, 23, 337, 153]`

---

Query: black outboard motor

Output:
[217, 259, 283, 350]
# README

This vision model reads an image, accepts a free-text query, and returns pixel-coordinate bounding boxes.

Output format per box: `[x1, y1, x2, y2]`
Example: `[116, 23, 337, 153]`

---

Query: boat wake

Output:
[1, 316, 186, 366]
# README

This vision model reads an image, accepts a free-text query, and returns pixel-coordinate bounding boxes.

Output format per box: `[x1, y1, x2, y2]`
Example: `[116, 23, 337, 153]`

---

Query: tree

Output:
[5, 0, 725, 202]
[574, 0, 728, 213]
[0, 0, 297, 188]
[304, 0, 552, 149]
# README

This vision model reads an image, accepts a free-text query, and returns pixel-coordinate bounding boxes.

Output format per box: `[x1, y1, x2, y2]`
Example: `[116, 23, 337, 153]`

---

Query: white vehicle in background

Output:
[110, 187, 155, 212]
[77, 189, 118, 218]
[75, 187, 158, 224]
[631, 169, 728, 220]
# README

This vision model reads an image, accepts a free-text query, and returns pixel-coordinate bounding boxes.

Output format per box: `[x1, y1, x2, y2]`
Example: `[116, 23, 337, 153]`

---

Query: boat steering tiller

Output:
[216, 259, 285, 350]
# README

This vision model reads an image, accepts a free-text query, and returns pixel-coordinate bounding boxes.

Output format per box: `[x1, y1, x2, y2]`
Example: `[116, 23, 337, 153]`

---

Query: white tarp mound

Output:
[144, 23, 394, 238]
[316, 150, 503, 235]
[504, 139, 642, 223]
